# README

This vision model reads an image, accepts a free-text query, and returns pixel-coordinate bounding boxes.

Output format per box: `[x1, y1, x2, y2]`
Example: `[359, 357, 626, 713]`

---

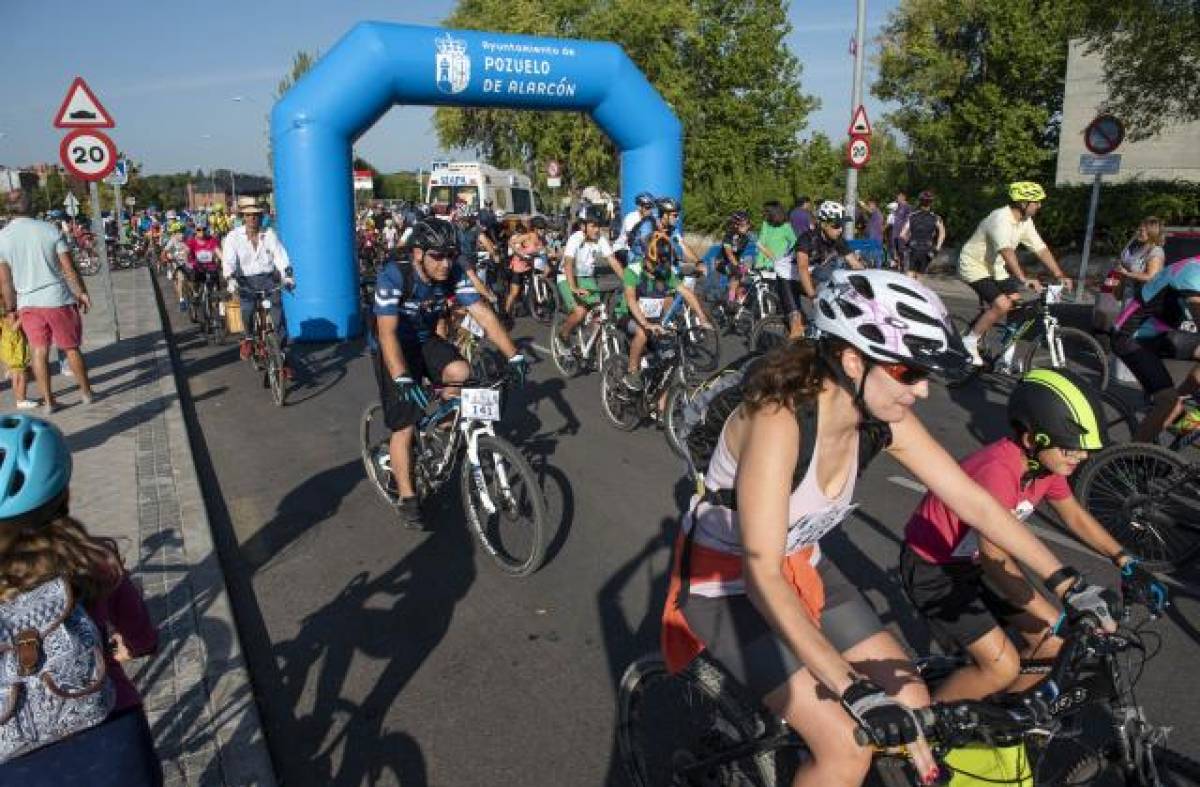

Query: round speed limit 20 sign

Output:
[59, 129, 118, 181]
[847, 136, 871, 169]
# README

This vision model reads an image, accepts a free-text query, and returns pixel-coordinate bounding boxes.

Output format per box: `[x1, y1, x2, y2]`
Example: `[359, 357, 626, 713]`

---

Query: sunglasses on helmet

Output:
[877, 361, 930, 385]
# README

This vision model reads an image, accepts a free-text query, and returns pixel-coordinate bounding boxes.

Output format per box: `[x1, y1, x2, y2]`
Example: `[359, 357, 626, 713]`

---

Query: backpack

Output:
[627, 217, 678, 266]
[906, 210, 940, 252]
[0, 577, 115, 762]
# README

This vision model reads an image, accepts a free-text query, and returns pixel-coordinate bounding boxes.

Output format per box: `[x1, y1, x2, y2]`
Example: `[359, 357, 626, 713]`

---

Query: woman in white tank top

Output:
[661, 270, 1117, 787]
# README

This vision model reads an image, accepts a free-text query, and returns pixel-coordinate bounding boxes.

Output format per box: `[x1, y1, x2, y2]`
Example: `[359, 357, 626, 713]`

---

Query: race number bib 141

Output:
[461, 388, 501, 421]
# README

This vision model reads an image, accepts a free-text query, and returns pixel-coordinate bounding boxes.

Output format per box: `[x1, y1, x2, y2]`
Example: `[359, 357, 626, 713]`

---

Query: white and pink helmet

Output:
[814, 269, 970, 379]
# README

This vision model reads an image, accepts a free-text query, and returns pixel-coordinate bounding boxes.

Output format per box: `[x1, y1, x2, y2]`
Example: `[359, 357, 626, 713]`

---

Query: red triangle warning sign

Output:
[847, 105, 871, 137]
[53, 77, 115, 129]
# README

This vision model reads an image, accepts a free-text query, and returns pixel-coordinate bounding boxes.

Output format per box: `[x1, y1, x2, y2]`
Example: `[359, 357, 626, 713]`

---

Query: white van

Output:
[425, 161, 540, 217]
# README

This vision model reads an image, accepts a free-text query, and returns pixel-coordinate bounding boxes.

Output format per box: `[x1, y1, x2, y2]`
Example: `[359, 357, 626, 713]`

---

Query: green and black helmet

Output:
[1008, 369, 1107, 451]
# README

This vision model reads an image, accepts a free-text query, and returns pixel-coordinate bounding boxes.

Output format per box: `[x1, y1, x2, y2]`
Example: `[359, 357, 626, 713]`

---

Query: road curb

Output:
[142, 268, 278, 787]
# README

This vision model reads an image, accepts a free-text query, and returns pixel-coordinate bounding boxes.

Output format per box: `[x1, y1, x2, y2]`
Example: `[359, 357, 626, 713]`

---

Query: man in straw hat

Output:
[221, 196, 295, 374]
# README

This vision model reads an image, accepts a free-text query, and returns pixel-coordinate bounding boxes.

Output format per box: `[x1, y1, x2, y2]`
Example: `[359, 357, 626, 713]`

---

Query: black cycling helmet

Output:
[918, 190, 934, 205]
[634, 192, 655, 209]
[581, 206, 606, 225]
[1008, 369, 1107, 451]
[531, 215, 547, 230]
[655, 196, 680, 215]
[729, 210, 750, 225]
[409, 218, 459, 255]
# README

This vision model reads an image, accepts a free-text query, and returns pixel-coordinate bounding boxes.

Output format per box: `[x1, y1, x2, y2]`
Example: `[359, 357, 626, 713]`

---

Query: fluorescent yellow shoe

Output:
[1169, 405, 1200, 435]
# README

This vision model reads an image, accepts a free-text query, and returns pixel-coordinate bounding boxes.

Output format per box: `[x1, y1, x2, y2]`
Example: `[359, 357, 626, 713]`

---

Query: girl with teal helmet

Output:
[0, 415, 163, 786]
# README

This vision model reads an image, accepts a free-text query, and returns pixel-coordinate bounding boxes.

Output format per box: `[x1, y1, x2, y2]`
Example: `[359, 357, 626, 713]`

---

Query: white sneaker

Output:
[962, 334, 984, 367]
[14, 400, 38, 410]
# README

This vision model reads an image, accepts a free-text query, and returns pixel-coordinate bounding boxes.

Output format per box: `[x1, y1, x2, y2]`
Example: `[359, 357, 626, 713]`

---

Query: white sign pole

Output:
[843, 0, 867, 240]
[88, 181, 120, 341]
[113, 181, 126, 244]
[1076, 173, 1102, 301]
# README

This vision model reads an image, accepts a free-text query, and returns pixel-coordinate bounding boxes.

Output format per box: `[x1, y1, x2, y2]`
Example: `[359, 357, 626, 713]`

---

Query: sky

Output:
[0, 0, 898, 176]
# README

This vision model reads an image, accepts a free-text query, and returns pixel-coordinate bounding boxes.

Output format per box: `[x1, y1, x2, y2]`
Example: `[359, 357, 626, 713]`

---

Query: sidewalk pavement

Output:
[4, 267, 276, 786]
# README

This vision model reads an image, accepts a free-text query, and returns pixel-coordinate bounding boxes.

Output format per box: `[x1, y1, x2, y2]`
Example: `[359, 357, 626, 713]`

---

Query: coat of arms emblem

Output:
[436, 34, 471, 95]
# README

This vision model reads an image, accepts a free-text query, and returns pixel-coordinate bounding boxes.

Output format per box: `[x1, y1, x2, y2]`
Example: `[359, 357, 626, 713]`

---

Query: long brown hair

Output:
[0, 514, 123, 606]
[742, 338, 850, 414]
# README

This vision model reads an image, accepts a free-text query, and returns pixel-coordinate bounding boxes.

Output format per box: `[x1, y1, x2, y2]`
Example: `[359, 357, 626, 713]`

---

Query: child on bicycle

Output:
[0, 415, 161, 786]
[900, 369, 1167, 702]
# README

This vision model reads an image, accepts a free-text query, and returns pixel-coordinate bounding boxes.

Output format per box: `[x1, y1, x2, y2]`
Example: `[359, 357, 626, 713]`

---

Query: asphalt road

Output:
[159, 273, 1200, 787]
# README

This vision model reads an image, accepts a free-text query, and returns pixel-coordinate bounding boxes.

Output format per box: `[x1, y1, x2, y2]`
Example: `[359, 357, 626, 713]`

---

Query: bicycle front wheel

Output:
[459, 434, 547, 576]
[1024, 326, 1109, 390]
[549, 313, 581, 377]
[1063, 745, 1200, 787]
[265, 333, 287, 407]
[1074, 442, 1200, 572]
[601, 357, 641, 431]
[361, 403, 400, 508]
[618, 655, 777, 787]
[664, 383, 690, 460]
[750, 314, 789, 354]
[683, 323, 720, 381]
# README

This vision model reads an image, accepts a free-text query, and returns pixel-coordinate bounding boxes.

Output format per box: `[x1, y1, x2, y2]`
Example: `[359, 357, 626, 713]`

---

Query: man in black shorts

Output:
[371, 218, 526, 528]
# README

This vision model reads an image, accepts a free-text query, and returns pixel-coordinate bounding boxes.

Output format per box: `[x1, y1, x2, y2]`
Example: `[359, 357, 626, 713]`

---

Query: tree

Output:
[873, 0, 1085, 185]
[435, 0, 816, 230]
[1077, 0, 1200, 138]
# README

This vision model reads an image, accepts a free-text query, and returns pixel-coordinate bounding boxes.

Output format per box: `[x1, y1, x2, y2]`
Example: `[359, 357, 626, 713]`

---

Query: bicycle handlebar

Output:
[852, 612, 1117, 748]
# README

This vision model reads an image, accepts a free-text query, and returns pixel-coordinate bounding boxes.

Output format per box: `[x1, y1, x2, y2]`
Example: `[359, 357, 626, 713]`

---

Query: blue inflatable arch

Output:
[270, 22, 683, 341]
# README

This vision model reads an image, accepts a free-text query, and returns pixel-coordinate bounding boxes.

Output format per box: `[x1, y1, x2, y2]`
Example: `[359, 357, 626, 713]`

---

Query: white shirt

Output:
[957, 206, 1047, 283]
[611, 209, 644, 253]
[221, 225, 291, 279]
[561, 231, 613, 279]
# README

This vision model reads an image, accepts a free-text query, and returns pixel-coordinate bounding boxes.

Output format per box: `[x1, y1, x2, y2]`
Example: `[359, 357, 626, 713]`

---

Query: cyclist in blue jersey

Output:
[1112, 255, 1200, 440]
[372, 218, 527, 529]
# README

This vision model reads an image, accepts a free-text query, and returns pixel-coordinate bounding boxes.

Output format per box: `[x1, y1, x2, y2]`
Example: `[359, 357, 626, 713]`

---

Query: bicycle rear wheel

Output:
[1074, 442, 1200, 572]
[618, 654, 777, 787]
[1024, 326, 1110, 391]
[459, 434, 547, 576]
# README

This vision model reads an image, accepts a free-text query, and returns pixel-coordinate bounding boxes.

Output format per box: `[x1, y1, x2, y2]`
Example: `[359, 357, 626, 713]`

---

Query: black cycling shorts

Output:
[774, 277, 807, 319]
[682, 557, 884, 700]
[966, 276, 1021, 305]
[1112, 330, 1200, 395]
[907, 248, 935, 274]
[373, 336, 464, 431]
[899, 545, 1025, 654]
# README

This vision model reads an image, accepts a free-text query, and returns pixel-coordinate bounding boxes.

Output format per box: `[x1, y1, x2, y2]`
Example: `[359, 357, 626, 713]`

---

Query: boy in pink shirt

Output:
[901, 370, 1166, 702]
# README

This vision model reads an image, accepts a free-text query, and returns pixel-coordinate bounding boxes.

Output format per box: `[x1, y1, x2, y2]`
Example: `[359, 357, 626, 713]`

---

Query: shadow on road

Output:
[270, 492, 474, 787]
